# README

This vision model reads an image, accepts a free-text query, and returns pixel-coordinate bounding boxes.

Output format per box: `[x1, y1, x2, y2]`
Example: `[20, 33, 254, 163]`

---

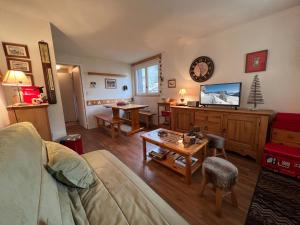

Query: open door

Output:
[72, 66, 87, 128]
[57, 64, 87, 128]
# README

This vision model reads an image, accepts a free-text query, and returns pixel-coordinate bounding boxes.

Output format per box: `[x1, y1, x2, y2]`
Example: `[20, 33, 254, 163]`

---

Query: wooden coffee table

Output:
[141, 128, 208, 184]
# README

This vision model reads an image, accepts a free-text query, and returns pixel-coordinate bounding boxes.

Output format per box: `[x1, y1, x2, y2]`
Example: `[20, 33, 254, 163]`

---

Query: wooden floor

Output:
[67, 125, 260, 225]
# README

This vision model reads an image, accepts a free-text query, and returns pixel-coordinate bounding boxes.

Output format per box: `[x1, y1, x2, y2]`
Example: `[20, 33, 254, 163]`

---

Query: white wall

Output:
[0, 9, 66, 139]
[159, 6, 300, 113]
[135, 6, 300, 115]
[55, 53, 132, 129]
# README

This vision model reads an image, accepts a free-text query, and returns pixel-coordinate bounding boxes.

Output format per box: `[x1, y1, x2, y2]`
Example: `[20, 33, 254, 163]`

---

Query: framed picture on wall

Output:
[245, 50, 268, 73]
[6, 58, 32, 73]
[2, 42, 30, 58]
[38, 41, 57, 104]
[168, 79, 176, 88]
[105, 78, 117, 89]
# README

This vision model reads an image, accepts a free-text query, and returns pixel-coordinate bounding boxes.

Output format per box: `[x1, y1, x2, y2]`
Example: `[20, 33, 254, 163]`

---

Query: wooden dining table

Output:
[104, 103, 148, 135]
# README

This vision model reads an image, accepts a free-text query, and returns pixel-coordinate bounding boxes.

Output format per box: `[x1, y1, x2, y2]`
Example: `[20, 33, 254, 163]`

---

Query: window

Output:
[134, 60, 160, 95]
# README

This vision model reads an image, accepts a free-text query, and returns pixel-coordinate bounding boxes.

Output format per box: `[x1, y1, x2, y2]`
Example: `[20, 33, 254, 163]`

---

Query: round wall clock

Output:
[189, 56, 214, 82]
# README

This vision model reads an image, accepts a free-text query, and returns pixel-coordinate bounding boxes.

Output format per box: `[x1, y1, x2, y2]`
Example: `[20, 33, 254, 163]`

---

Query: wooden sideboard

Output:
[7, 104, 52, 141]
[171, 106, 274, 162]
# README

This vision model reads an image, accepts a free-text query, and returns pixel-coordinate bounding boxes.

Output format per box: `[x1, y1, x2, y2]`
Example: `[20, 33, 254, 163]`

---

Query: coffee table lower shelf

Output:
[141, 128, 208, 184]
[147, 154, 203, 176]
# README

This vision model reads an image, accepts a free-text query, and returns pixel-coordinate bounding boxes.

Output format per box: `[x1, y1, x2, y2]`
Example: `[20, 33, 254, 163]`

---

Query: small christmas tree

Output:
[247, 75, 264, 109]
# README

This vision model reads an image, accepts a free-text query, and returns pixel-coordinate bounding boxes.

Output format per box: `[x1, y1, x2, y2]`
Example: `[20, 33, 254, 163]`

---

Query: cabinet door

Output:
[224, 114, 258, 159]
[207, 112, 223, 134]
[194, 110, 207, 131]
[15, 107, 52, 141]
[194, 111, 223, 135]
[175, 109, 194, 132]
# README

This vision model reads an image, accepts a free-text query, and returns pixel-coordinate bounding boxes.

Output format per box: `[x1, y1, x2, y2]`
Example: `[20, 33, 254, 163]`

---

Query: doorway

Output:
[56, 64, 87, 128]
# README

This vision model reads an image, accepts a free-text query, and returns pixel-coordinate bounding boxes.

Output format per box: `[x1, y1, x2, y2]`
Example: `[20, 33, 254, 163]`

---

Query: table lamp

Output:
[1, 70, 31, 105]
[179, 88, 187, 105]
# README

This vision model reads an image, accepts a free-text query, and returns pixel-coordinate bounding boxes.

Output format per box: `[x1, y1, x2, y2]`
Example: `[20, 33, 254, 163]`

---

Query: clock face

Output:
[189, 56, 214, 82]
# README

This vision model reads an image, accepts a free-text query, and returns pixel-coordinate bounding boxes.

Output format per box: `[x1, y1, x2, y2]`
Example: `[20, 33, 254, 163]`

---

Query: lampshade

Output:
[179, 88, 187, 95]
[2, 70, 31, 87]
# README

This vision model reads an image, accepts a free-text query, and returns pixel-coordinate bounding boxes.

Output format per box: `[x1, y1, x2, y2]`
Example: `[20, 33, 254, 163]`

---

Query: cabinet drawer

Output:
[195, 111, 206, 122]
[272, 128, 300, 148]
[207, 113, 222, 123]
[207, 122, 222, 133]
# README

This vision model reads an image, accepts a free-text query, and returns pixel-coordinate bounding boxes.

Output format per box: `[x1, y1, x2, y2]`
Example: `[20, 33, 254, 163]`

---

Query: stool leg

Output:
[199, 174, 208, 197]
[212, 148, 217, 157]
[222, 148, 228, 159]
[145, 117, 149, 129]
[111, 123, 116, 138]
[231, 186, 238, 208]
[118, 123, 121, 137]
[216, 188, 223, 217]
[96, 118, 99, 128]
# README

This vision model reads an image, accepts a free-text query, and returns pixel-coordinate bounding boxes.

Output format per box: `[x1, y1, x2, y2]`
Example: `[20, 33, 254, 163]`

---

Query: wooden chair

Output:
[207, 133, 227, 159]
[95, 114, 121, 138]
[139, 111, 155, 129]
[122, 110, 155, 129]
[200, 157, 238, 217]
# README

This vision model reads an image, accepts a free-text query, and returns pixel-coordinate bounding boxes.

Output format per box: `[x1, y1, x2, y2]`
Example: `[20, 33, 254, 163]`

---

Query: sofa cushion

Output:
[0, 122, 43, 225]
[79, 150, 189, 225]
[46, 141, 94, 188]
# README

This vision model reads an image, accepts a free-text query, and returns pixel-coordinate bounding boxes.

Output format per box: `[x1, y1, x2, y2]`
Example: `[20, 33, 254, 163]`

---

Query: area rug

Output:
[245, 169, 300, 225]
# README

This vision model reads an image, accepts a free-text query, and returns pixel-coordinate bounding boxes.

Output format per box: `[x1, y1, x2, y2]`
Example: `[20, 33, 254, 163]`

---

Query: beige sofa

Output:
[0, 122, 188, 225]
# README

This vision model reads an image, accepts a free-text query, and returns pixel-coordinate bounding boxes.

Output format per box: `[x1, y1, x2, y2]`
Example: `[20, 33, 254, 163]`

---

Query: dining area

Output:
[94, 100, 152, 138]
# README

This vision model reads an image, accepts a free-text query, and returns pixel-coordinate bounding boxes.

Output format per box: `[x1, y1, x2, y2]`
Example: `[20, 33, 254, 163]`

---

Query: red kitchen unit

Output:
[263, 143, 300, 178]
[262, 112, 300, 179]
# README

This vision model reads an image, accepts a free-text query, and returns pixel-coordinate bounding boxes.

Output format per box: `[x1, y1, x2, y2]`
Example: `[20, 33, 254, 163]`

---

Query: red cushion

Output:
[272, 112, 300, 132]
[265, 143, 300, 159]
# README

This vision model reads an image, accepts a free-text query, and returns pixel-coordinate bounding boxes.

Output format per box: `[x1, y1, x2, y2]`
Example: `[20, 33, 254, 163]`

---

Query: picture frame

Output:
[105, 78, 117, 89]
[2, 42, 30, 58]
[6, 58, 32, 73]
[168, 79, 176, 88]
[245, 50, 268, 73]
[38, 41, 57, 104]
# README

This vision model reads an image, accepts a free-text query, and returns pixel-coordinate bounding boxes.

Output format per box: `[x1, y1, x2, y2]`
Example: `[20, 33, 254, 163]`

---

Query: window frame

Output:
[134, 59, 160, 96]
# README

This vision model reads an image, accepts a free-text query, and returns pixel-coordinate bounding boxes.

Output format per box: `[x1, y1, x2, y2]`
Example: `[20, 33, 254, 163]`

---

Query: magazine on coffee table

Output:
[175, 155, 198, 167]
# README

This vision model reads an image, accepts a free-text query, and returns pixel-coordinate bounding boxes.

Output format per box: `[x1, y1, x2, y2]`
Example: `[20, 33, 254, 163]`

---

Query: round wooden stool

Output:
[207, 133, 227, 159]
[200, 157, 238, 217]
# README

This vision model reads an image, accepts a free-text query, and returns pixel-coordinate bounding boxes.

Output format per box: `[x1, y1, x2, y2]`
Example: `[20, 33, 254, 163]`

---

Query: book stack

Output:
[175, 156, 198, 168]
[149, 148, 169, 160]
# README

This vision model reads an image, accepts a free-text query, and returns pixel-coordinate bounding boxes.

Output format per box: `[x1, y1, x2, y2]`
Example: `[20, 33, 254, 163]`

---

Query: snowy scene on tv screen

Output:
[200, 83, 240, 105]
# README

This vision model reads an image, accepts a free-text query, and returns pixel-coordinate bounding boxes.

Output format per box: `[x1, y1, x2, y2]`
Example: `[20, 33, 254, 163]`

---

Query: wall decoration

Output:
[38, 41, 57, 104]
[6, 58, 32, 73]
[105, 78, 117, 89]
[2, 42, 30, 58]
[247, 75, 264, 109]
[122, 85, 128, 91]
[245, 50, 268, 73]
[168, 79, 176, 88]
[90, 81, 96, 88]
[189, 56, 214, 82]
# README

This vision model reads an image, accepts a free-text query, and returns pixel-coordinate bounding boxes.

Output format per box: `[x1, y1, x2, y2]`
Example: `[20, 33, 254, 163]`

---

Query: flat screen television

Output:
[200, 82, 242, 107]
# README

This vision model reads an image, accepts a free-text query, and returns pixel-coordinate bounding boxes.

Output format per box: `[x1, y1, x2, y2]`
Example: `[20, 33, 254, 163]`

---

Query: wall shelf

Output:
[87, 72, 127, 77]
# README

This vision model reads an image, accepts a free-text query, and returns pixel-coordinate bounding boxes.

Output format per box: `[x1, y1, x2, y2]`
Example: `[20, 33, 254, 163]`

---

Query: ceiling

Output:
[1, 0, 300, 63]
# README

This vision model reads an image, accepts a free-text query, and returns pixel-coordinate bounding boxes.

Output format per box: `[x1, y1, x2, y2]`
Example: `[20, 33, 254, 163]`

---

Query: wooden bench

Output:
[95, 114, 121, 138]
[139, 111, 156, 129]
